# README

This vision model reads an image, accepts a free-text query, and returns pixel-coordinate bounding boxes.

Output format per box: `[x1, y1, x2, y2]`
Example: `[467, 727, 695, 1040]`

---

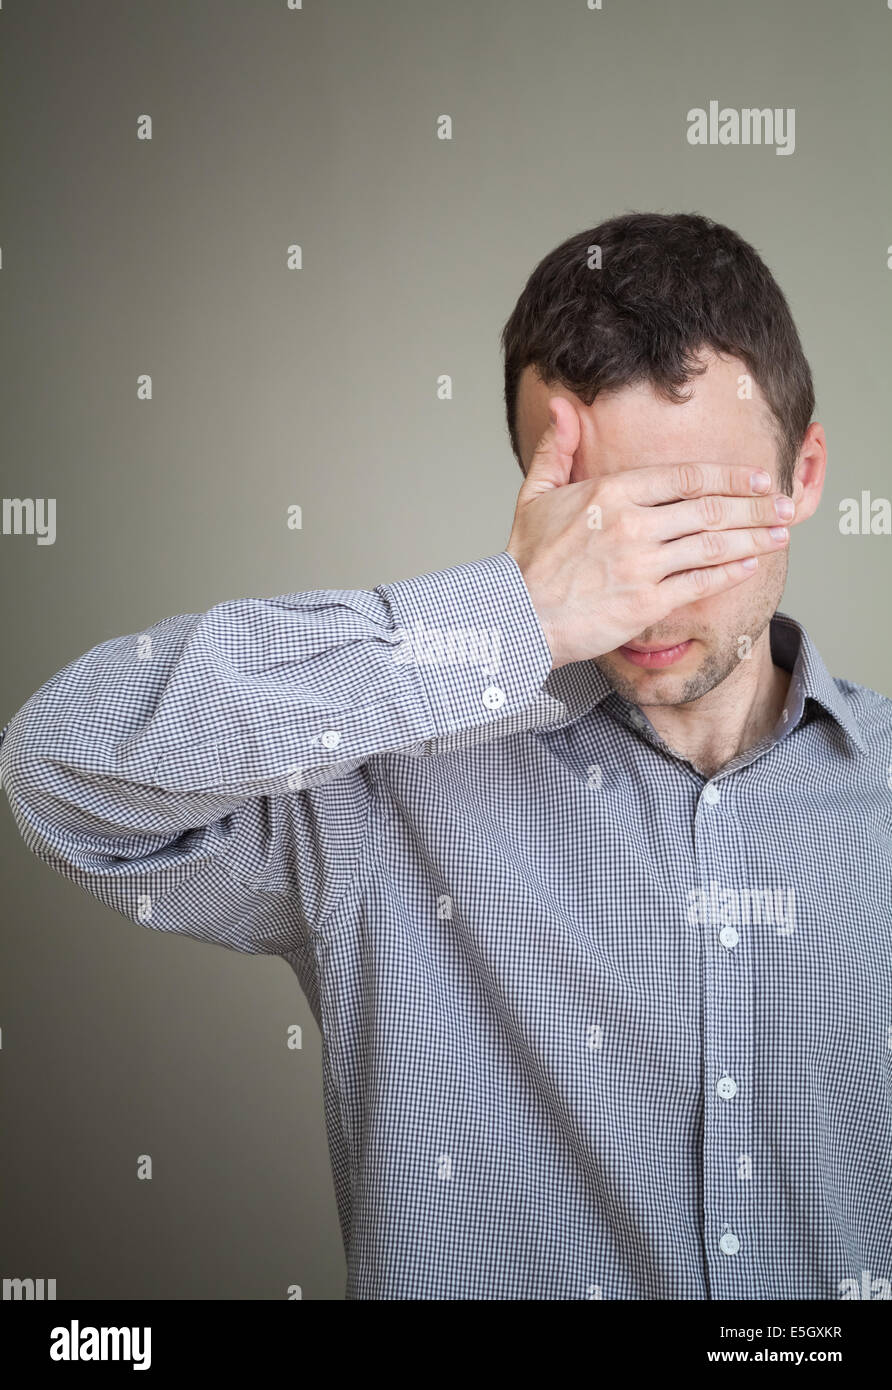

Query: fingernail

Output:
[741, 556, 758, 570]
[769, 526, 789, 541]
[750, 471, 771, 493]
[775, 496, 795, 520]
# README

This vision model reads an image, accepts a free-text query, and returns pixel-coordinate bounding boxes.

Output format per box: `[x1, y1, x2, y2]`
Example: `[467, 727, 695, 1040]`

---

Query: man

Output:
[2, 212, 890, 1301]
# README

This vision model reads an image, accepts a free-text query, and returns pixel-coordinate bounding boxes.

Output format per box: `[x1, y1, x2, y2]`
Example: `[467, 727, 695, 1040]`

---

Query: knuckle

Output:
[700, 529, 725, 560]
[616, 508, 641, 541]
[699, 494, 724, 527]
[676, 463, 704, 497]
[729, 466, 747, 495]
[688, 565, 712, 594]
[593, 476, 617, 513]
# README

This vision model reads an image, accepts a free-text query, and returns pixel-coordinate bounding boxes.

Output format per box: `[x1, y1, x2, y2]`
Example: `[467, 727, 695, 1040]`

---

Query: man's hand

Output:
[506, 396, 798, 669]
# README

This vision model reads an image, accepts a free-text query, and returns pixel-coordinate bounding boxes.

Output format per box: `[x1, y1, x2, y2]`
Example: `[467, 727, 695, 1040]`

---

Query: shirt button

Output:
[719, 1231, 740, 1256]
[719, 926, 739, 949]
[703, 782, 721, 805]
[320, 730, 341, 749]
[482, 685, 505, 710]
[717, 1075, 738, 1100]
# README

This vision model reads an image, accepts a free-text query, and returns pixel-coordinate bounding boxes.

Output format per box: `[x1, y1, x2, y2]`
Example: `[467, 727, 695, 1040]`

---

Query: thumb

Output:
[520, 396, 580, 499]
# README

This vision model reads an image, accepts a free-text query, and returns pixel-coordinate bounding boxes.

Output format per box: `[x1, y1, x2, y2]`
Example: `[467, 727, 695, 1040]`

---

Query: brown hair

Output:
[501, 211, 814, 492]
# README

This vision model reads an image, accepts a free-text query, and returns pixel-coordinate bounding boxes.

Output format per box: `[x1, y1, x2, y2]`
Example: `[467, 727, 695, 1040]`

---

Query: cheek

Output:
[680, 551, 787, 631]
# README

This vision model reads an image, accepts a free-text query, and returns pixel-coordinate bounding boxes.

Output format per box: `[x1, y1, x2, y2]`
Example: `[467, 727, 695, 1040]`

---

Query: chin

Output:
[596, 644, 717, 705]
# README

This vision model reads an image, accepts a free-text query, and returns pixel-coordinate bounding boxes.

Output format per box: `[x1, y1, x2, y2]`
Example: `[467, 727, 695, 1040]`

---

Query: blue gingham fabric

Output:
[2, 549, 891, 1300]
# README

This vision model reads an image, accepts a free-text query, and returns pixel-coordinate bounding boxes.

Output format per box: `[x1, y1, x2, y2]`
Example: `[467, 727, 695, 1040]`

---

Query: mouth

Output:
[618, 639, 694, 669]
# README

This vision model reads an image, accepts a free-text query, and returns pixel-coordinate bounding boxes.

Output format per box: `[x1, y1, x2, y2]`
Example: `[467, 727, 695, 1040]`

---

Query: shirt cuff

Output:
[380, 550, 554, 737]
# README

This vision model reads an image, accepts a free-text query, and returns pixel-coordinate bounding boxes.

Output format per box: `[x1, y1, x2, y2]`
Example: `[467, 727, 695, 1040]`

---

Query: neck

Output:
[640, 629, 792, 779]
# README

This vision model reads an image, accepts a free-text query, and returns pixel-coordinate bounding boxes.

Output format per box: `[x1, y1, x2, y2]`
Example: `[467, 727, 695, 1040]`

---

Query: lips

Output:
[618, 639, 694, 669]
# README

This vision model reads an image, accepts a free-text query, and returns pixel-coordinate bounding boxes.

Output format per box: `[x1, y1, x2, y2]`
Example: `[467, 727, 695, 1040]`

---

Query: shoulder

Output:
[833, 676, 892, 750]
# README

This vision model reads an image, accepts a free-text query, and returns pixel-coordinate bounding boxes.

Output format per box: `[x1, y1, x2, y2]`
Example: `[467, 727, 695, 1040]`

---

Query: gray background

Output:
[1, 0, 890, 1299]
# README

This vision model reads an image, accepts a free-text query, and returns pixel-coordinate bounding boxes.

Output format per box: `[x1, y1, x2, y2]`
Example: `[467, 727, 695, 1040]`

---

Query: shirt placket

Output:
[695, 771, 756, 1296]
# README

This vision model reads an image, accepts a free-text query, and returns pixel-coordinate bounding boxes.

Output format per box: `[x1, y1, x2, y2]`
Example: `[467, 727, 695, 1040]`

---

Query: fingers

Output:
[660, 555, 761, 605]
[520, 396, 581, 499]
[656, 522, 789, 579]
[620, 461, 776, 506]
[648, 489, 797, 541]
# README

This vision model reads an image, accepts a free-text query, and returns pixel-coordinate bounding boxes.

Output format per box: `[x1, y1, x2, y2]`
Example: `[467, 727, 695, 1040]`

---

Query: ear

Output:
[789, 422, 826, 522]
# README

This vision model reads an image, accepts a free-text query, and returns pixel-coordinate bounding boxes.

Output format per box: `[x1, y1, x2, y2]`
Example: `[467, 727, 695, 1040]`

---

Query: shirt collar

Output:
[769, 610, 865, 752]
[537, 610, 865, 753]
